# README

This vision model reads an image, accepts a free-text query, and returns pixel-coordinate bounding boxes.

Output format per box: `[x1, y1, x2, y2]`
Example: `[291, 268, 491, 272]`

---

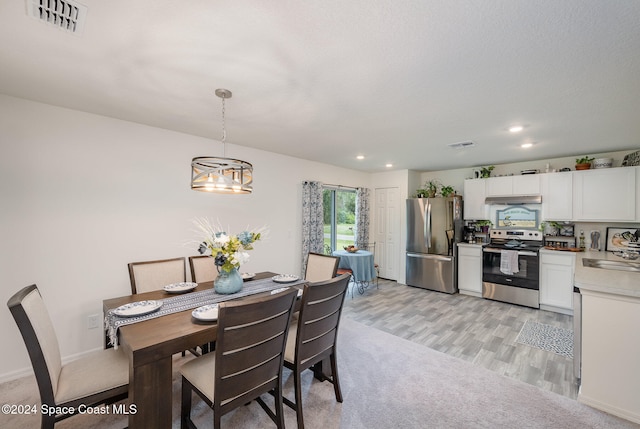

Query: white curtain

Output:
[355, 187, 371, 246]
[301, 181, 324, 275]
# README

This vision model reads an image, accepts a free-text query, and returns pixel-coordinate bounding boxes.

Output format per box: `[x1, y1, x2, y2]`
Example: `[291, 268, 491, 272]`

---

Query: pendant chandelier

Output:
[191, 89, 253, 194]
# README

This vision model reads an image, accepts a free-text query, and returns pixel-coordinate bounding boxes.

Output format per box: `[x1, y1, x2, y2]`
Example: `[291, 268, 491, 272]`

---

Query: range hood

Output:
[484, 195, 542, 205]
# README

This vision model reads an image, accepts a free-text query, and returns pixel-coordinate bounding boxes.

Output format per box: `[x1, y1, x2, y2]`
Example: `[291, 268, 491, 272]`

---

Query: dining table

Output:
[333, 249, 376, 284]
[102, 271, 306, 429]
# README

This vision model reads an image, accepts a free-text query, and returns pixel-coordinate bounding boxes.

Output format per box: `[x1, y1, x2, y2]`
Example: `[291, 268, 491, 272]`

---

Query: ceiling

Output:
[1, 1, 640, 173]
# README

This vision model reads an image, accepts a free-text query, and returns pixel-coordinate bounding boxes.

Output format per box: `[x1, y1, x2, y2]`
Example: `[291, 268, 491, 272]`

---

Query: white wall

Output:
[0, 94, 370, 381]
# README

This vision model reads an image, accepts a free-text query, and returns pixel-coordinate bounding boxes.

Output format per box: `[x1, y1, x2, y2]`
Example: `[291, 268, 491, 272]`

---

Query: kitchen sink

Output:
[582, 258, 640, 272]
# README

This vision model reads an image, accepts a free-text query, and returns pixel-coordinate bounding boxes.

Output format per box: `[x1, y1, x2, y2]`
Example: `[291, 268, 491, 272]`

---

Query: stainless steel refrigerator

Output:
[406, 196, 463, 293]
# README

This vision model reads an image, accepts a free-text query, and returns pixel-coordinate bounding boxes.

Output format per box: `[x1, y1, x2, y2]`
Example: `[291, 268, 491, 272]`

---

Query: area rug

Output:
[516, 319, 574, 358]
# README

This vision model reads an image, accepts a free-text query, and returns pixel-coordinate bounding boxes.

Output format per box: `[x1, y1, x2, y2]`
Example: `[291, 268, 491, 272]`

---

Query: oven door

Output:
[482, 248, 539, 290]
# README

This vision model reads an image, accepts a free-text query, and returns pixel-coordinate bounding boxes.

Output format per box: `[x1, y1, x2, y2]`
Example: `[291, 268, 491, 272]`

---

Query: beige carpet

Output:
[1, 317, 638, 429]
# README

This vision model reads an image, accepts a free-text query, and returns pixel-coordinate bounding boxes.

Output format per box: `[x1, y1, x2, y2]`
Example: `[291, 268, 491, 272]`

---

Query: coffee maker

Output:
[464, 226, 475, 243]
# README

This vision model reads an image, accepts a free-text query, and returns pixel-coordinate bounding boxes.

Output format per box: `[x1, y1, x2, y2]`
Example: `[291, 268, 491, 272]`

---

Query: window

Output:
[323, 187, 356, 253]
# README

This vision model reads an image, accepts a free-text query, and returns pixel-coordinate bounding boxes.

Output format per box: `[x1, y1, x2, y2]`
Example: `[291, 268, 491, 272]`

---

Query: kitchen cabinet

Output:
[485, 175, 541, 197]
[463, 179, 488, 220]
[573, 167, 636, 221]
[539, 250, 575, 314]
[540, 172, 573, 221]
[457, 244, 483, 297]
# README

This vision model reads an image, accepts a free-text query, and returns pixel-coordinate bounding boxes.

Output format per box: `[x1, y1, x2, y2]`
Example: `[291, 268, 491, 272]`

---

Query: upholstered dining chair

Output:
[180, 288, 298, 429]
[304, 252, 339, 283]
[189, 255, 217, 283]
[282, 273, 351, 429]
[127, 256, 187, 294]
[128, 256, 202, 355]
[7, 285, 129, 429]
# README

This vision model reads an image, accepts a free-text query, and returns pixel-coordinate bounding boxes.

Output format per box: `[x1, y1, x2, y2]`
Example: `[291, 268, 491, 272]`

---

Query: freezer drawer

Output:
[406, 253, 457, 294]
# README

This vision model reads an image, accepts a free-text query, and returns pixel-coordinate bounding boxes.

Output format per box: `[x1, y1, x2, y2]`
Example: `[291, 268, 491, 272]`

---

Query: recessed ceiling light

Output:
[509, 125, 524, 133]
[385, 163, 393, 168]
[356, 155, 364, 160]
[521, 142, 533, 148]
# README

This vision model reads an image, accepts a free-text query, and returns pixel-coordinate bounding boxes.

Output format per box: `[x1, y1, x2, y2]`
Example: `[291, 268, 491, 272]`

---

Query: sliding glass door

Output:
[323, 187, 356, 253]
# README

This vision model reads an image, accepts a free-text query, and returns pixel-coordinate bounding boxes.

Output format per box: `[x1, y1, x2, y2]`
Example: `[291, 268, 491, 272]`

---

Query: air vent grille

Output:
[26, 0, 87, 34]
[447, 141, 476, 149]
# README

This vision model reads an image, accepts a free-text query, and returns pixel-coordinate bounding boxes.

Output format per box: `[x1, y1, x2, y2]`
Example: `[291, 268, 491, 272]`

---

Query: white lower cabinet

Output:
[539, 250, 575, 314]
[457, 244, 483, 297]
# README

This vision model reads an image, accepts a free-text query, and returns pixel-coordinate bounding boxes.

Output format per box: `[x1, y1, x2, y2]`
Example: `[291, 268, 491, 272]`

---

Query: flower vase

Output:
[214, 268, 243, 294]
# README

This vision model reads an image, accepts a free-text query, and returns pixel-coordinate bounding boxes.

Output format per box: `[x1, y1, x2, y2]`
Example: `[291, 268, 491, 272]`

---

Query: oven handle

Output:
[482, 248, 537, 257]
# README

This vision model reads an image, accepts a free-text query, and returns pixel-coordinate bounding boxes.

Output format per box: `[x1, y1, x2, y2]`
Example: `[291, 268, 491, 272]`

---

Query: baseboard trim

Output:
[578, 392, 640, 425]
[0, 346, 103, 384]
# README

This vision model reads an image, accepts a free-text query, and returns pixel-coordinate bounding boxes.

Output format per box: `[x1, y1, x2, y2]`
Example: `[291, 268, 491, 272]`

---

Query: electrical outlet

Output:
[87, 313, 100, 329]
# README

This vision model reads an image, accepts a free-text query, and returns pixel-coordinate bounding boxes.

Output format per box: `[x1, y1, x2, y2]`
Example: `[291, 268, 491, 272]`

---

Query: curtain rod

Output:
[323, 183, 358, 190]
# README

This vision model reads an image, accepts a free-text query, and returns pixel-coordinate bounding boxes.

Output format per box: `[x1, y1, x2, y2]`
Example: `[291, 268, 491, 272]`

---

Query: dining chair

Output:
[128, 256, 187, 294]
[128, 257, 202, 355]
[189, 255, 217, 283]
[282, 273, 351, 429]
[7, 285, 129, 429]
[180, 288, 298, 429]
[304, 252, 339, 283]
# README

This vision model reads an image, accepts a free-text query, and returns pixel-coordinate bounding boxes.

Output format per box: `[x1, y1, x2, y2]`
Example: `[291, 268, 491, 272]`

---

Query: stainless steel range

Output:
[482, 229, 544, 308]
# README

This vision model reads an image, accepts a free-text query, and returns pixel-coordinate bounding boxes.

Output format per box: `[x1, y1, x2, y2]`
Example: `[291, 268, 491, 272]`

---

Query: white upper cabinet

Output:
[485, 175, 541, 196]
[573, 167, 636, 221]
[541, 172, 573, 220]
[463, 179, 489, 220]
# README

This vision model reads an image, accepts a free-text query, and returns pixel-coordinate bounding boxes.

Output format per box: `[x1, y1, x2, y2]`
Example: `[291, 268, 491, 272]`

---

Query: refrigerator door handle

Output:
[426, 200, 432, 249]
[407, 252, 453, 262]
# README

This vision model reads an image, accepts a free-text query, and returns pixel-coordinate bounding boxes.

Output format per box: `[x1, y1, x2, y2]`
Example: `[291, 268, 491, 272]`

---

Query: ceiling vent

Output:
[26, 0, 87, 34]
[447, 141, 476, 149]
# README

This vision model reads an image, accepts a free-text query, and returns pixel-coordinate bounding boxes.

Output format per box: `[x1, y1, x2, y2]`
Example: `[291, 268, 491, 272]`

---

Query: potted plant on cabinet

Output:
[575, 156, 594, 170]
[476, 220, 493, 233]
[423, 179, 441, 198]
[441, 185, 455, 197]
[480, 166, 495, 178]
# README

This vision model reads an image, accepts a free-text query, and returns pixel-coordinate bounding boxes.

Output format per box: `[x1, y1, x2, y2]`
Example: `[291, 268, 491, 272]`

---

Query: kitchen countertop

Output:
[457, 242, 486, 248]
[572, 249, 640, 298]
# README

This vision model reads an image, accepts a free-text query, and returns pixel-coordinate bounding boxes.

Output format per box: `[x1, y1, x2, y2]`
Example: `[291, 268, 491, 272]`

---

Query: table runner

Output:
[105, 276, 306, 348]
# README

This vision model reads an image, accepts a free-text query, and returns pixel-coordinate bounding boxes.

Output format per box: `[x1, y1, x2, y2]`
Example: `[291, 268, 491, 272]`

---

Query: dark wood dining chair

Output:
[180, 288, 298, 429]
[7, 285, 129, 429]
[282, 273, 351, 429]
[189, 255, 217, 283]
[304, 252, 339, 282]
[127, 256, 187, 294]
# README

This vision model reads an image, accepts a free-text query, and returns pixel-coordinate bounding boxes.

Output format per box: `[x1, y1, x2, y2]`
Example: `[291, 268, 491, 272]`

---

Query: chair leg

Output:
[330, 353, 343, 403]
[42, 413, 56, 429]
[181, 377, 193, 429]
[294, 369, 305, 429]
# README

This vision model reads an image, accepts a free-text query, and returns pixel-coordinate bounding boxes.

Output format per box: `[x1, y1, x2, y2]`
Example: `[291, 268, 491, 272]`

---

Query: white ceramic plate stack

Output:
[241, 273, 256, 280]
[114, 300, 163, 317]
[163, 282, 198, 293]
[192, 304, 219, 321]
[272, 274, 299, 284]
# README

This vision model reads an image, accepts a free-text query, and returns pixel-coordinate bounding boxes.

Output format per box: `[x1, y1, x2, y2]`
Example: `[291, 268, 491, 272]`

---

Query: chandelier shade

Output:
[191, 157, 253, 193]
[191, 88, 253, 194]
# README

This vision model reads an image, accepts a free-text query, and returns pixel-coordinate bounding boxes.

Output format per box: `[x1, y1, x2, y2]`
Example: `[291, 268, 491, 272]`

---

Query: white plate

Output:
[272, 274, 299, 284]
[192, 304, 219, 321]
[114, 300, 163, 317]
[271, 287, 303, 297]
[241, 272, 256, 280]
[163, 282, 198, 293]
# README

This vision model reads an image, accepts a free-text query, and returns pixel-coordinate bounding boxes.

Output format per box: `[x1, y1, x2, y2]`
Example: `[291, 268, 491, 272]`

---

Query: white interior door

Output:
[375, 187, 400, 280]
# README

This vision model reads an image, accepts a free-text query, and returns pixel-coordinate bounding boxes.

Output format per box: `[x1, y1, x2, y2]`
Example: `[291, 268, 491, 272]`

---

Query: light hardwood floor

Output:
[342, 278, 578, 399]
